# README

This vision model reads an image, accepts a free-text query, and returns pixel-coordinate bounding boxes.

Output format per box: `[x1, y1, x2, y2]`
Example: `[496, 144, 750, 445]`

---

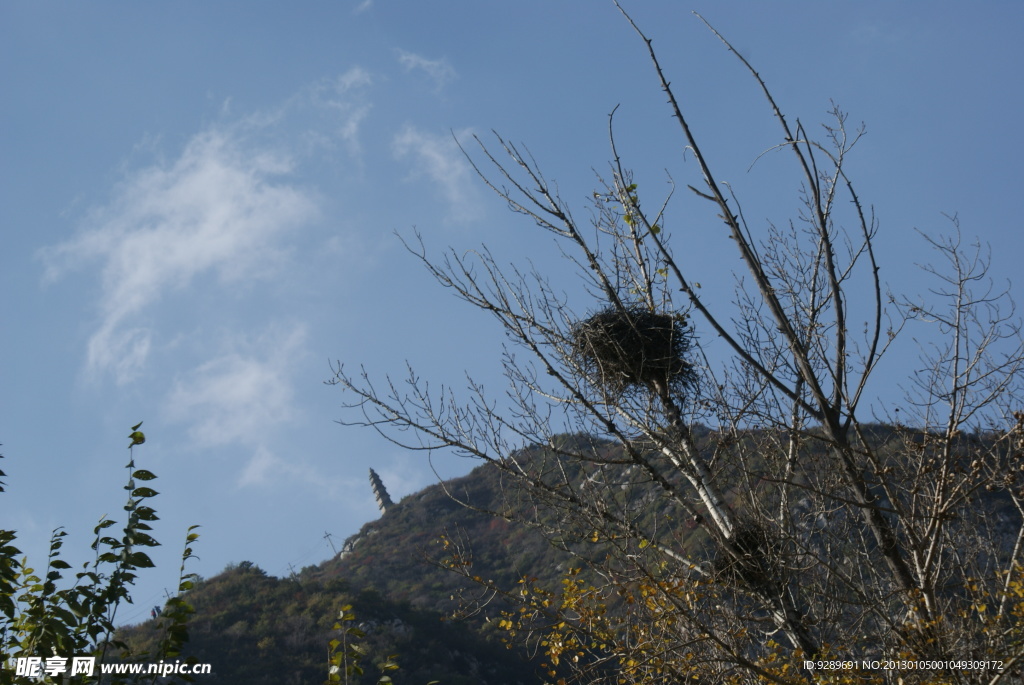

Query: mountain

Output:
[119, 561, 535, 685]
[118, 426, 1021, 683]
[118, 442, 582, 685]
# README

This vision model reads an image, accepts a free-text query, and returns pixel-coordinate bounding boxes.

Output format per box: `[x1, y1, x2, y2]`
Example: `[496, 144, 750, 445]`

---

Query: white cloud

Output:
[238, 445, 358, 498]
[238, 445, 305, 489]
[43, 127, 320, 383]
[307, 69, 374, 157]
[238, 446, 284, 487]
[392, 125, 482, 223]
[335, 67, 373, 93]
[164, 324, 307, 449]
[397, 49, 457, 91]
[228, 68, 372, 170]
[353, 0, 373, 15]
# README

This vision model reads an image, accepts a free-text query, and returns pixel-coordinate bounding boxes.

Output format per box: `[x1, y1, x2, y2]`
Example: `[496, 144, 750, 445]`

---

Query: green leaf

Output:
[128, 532, 159, 547]
[50, 605, 78, 626]
[128, 551, 156, 568]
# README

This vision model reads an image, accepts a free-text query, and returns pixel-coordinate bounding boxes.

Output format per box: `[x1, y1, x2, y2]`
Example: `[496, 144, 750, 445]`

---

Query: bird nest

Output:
[713, 521, 783, 590]
[570, 306, 696, 398]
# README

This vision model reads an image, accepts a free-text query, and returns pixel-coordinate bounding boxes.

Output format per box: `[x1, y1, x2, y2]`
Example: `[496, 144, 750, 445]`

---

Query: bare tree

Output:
[330, 9, 1024, 685]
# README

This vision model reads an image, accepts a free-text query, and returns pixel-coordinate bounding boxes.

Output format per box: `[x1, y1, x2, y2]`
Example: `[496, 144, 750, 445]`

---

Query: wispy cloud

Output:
[164, 324, 359, 494]
[164, 324, 307, 449]
[304, 68, 374, 158]
[353, 0, 373, 15]
[396, 49, 457, 91]
[335, 67, 373, 93]
[42, 127, 320, 383]
[392, 125, 482, 223]
[238, 444, 355, 496]
[226, 68, 373, 171]
[239, 446, 292, 488]
[40, 67, 375, 386]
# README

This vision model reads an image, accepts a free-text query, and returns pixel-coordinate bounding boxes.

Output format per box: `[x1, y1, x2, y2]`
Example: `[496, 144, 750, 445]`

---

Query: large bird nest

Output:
[570, 306, 697, 398]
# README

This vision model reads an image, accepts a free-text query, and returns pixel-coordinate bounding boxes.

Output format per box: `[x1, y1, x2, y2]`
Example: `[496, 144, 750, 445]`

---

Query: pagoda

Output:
[368, 468, 393, 515]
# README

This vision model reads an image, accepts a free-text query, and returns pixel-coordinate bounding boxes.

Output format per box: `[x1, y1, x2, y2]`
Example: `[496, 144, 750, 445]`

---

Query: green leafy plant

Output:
[326, 604, 438, 685]
[327, 604, 394, 685]
[0, 424, 199, 684]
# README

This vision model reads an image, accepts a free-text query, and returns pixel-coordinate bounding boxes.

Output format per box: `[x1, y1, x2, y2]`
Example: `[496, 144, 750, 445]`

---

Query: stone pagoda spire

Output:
[368, 468, 393, 515]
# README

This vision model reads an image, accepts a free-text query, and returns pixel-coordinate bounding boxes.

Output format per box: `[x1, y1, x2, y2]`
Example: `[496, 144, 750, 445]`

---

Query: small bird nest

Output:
[571, 306, 696, 398]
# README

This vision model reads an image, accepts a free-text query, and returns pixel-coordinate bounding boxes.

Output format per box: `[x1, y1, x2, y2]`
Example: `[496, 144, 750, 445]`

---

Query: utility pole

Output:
[324, 531, 339, 556]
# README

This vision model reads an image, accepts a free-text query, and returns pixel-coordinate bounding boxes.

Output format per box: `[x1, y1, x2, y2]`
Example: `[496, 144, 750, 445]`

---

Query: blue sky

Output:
[3, 1, 1023, 625]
